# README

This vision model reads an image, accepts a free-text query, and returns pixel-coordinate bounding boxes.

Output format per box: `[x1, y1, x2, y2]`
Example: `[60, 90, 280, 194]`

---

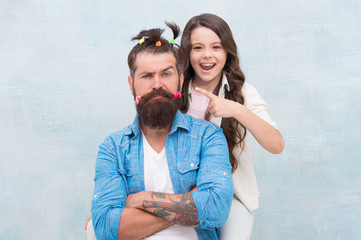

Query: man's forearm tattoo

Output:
[151, 192, 166, 199]
[142, 192, 199, 226]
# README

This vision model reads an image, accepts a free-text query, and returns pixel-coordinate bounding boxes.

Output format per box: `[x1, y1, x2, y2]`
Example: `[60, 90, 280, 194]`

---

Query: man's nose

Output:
[152, 75, 162, 89]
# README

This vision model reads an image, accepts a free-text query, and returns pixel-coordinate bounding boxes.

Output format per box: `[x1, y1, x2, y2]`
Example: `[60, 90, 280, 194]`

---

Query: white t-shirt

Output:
[142, 133, 199, 240]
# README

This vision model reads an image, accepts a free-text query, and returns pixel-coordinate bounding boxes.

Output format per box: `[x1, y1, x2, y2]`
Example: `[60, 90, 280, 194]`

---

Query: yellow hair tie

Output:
[139, 38, 145, 45]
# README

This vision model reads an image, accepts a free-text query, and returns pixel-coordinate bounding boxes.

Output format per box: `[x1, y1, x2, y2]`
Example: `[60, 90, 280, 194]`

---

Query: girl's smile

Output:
[189, 26, 227, 91]
[199, 62, 216, 72]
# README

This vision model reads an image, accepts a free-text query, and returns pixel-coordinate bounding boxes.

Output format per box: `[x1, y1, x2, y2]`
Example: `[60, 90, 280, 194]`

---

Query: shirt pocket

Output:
[118, 165, 138, 195]
[176, 157, 200, 191]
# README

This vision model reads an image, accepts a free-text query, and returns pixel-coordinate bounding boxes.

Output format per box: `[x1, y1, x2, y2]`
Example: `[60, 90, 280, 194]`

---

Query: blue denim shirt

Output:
[91, 111, 233, 240]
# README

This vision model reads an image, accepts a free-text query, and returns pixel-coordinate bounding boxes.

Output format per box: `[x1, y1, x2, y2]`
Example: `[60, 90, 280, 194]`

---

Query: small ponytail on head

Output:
[131, 28, 164, 43]
[166, 21, 180, 47]
[128, 22, 182, 78]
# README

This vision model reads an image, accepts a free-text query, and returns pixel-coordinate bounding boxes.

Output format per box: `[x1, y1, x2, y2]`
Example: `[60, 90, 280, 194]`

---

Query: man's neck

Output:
[141, 124, 171, 153]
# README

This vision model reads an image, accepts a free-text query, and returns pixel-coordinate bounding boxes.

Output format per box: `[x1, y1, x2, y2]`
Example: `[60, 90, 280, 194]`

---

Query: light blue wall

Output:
[1, 0, 360, 239]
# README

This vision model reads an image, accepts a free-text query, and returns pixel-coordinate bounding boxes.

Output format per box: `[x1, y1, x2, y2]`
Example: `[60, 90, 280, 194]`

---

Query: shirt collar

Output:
[124, 110, 189, 137]
[125, 114, 141, 137]
[188, 73, 229, 101]
[219, 73, 230, 96]
[169, 110, 190, 134]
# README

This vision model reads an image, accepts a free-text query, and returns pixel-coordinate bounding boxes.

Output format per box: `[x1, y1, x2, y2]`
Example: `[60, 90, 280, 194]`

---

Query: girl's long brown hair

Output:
[180, 13, 247, 172]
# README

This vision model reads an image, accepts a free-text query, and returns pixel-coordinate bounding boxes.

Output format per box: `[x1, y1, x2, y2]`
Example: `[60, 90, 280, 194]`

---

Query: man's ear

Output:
[179, 73, 184, 91]
[128, 75, 134, 96]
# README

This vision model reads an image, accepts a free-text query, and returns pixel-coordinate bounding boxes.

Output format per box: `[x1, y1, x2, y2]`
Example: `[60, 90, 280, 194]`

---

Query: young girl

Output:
[180, 13, 284, 239]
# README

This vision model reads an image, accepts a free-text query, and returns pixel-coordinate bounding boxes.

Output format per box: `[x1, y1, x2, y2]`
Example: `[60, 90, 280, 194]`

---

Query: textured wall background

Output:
[1, 0, 360, 239]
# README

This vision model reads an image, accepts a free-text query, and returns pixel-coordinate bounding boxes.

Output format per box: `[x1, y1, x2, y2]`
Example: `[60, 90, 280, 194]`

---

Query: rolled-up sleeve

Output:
[191, 126, 233, 230]
[244, 82, 278, 129]
[91, 137, 127, 240]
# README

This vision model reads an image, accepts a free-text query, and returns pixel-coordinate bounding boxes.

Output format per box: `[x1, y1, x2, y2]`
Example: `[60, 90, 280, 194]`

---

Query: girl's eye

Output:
[213, 45, 221, 49]
[193, 46, 202, 50]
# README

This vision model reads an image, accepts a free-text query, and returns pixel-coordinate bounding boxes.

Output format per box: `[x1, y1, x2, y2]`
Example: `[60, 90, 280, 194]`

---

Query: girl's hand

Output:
[195, 87, 284, 154]
[195, 87, 241, 118]
[84, 215, 92, 230]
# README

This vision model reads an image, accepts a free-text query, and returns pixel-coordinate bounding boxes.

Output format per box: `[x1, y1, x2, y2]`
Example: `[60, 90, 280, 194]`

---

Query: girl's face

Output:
[189, 26, 227, 90]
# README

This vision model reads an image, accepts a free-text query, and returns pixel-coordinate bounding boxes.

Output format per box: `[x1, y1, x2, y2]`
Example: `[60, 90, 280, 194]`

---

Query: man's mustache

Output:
[136, 88, 174, 104]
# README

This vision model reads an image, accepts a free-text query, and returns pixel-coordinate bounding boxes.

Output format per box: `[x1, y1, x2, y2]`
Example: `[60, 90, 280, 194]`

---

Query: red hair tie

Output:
[135, 96, 141, 105]
[173, 92, 181, 98]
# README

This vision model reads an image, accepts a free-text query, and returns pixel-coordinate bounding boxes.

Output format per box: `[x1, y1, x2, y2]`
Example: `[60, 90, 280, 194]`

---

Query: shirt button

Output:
[190, 163, 194, 167]
[93, 194, 97, 198]
[223, 172, 227, 176]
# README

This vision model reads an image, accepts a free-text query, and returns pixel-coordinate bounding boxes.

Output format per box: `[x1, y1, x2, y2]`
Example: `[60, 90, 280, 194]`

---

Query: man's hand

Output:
[125, 191, 145, 209]
[125, 191, 199, 227]
[190, 187, 197, 192]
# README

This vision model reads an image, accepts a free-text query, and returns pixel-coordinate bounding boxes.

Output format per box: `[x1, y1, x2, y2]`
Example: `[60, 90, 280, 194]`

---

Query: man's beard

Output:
[136, 88, 181, 129]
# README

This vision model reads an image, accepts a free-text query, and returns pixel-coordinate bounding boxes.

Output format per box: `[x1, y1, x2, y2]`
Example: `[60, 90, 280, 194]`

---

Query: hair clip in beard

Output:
[173, 92, 181, 98]
[135, 96, 142, 105]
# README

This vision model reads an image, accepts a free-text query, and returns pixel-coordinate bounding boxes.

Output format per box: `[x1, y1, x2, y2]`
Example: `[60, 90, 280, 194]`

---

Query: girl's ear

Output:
[179, 73, 184, 91]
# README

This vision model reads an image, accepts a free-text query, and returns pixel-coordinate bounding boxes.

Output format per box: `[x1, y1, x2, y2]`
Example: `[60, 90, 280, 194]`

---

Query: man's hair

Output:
[128, 22, 181, 78]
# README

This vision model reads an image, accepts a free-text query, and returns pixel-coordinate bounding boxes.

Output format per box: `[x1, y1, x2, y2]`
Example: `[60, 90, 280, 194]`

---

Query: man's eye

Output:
[163, 72, 171, 77]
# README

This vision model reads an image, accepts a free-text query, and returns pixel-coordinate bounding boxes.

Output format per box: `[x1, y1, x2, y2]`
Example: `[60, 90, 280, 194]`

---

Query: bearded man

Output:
[89, 23, 233, 240]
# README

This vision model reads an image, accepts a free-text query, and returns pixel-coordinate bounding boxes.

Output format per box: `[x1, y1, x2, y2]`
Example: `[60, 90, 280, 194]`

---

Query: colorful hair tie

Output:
[173, 92, 181, 98]
[155, 41, 161, 47]
[135, 96, 142, 105]
[170, 39, 175, 45]
[139, 38, 145, 45]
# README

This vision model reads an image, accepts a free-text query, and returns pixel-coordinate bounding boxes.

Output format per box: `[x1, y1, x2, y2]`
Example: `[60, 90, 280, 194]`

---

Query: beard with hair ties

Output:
[136, 88, 181, 129]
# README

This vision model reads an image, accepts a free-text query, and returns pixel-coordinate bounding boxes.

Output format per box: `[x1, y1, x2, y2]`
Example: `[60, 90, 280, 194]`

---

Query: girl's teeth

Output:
[201, 63, 215, 71]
